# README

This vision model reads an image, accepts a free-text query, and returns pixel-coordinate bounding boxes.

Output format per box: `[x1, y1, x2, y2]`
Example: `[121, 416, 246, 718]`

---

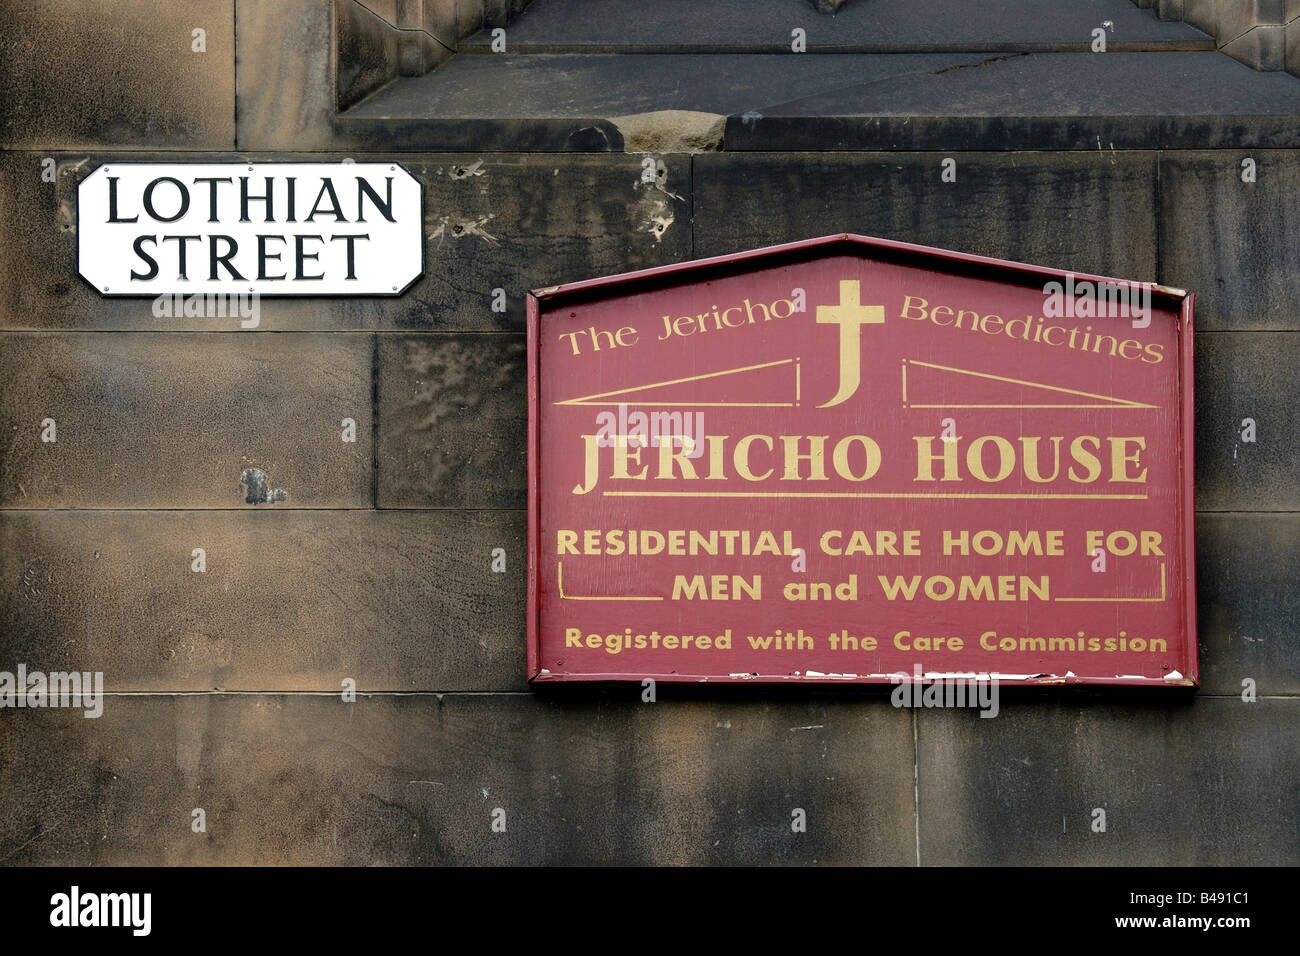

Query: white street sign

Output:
[78, 162, 423, 296]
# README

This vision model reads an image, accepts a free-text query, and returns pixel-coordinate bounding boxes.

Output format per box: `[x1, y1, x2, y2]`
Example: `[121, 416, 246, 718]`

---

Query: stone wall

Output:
[1134, 0, 1300, 72]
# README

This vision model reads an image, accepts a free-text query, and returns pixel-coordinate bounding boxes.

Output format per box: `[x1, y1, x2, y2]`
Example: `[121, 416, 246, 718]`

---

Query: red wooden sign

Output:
[527, 235, 1196, 687]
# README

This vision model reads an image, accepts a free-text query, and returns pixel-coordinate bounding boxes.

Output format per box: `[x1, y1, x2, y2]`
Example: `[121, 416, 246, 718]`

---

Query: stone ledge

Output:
[341, 51, 1300, 151]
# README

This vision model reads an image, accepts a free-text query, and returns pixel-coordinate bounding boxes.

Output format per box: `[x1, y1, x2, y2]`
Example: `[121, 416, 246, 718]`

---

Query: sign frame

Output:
[76, 161, 425, 297]
[526, 233, 1197, 688]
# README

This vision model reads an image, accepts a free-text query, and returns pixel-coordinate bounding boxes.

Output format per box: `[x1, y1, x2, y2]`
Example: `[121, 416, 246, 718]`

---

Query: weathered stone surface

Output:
[719, 52, 1300, 150]
[1156, 0, 1188, 22]
[1193, 331, 1300, 510]
[377, 334, 525, 507]
[0, 333, 372, 508]
[917, 696, 1300, 865]
[1160, 151, 1300, 331]
[337, 0, 403, 112]
[369, 0, 518, 44]
[233, 0, 1279, 152]
[0, 510, 524, 692]
[1290, 15, 1300, 77]
[1196, 514, 1300, 696]
[0, 0, 235, 150]
[455, 0, 487, 43]
[461, 0, 1211, 52]
[234, 0, 531, 151]
[611, 110, 726, 153]
[236, 0, 337, 151]
[1183, 0, 1218, 34]
[344, 48, 1300, 151]
[694, 151, 1158, 279]
[1221, 0, 1273, 42]
[0, 152, 690, 331]
[1221, 22, 1287, 67]
[338, 51, 989, 151]
[420, 0, 459, 49]
[0, 694, 917, 864]
[388, 154, 690, 330]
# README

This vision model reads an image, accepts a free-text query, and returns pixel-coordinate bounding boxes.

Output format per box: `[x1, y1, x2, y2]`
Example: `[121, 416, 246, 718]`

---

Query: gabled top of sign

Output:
[527, 234, 1196, 689]
[533, 233, 1190, 313]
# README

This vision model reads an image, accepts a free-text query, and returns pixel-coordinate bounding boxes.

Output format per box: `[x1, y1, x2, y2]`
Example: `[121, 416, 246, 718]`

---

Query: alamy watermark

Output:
[153, 292, 260, 328]
[594, 404, 704, 458]
[890, 664, 999, 718]
[50, 886, 150, 936]
[0, 664, 104, 718]
[1042, 273, 1152, 329]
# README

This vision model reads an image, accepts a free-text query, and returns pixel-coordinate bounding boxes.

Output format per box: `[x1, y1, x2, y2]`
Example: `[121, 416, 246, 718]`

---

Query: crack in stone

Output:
[930, 53, 1028, 75]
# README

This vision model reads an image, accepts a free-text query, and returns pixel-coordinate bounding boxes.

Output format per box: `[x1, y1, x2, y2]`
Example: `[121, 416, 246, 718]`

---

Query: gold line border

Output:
[558, 401, 794, 408]
[557, 561, 664, 601]
[908, 404, 1147, 409]
[601, 492, 1148, 500]
[555, 359, 794, 406]
[908, 359, 1158, 409]
[1055, 563, 1167, 603]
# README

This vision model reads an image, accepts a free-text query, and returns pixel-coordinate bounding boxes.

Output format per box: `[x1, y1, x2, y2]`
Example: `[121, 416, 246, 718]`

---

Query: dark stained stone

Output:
[341, 51, 1300, 151]
[0, 332, 373, 508]
[1159, 150, 1300, 331]
[917, 695, 1300, 865]
[694, 151, 1158, 280]
[721, 52, 1300, 150]
[1193, 331, 1300, 511]
[1196, 513, 1300, 696]
[0, 693, 917, 864]
[0, 0, 235, 149]
[1290, 16, 1300, 78]
[0, 509, 526, 692]
[463, 0, 1211, 53]
[377, 334, 526, 507]
[336, 0, 402, 112]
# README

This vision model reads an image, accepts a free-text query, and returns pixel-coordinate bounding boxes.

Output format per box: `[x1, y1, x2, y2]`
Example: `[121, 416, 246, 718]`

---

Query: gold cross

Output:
[816, 279, 884, 408]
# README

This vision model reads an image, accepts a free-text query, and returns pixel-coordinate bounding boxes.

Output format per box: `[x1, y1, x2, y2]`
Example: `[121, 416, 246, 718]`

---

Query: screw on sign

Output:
[527, 235, 1196, 688]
